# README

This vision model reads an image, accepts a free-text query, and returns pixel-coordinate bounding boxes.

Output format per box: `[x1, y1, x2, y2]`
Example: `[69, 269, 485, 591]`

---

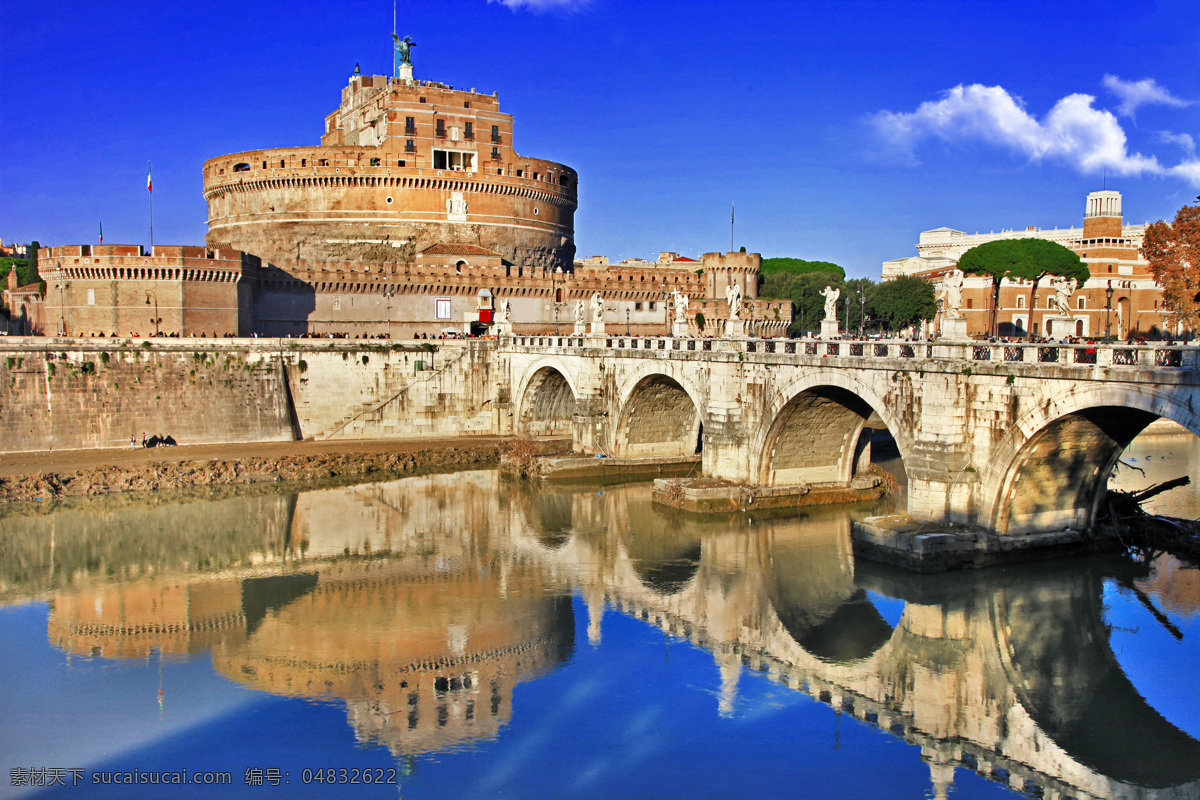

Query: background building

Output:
[883, 191, 1175, 340]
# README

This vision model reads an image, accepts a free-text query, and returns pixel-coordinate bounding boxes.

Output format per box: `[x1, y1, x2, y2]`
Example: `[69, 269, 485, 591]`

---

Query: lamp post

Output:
[1105, 280, 1114, 340]
[382, 289, 394, 339]
[58, 279, 69, 337]
[145, 292, 160, 337]
[626, 306, 631, 336]
[551, 267, 562, 335]
[858, 286, 865, 339]
[843, 296, 850, 335]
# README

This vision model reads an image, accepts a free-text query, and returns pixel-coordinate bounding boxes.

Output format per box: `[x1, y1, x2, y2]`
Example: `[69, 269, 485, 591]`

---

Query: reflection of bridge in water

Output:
[30, 472, 1200, 799]
[504, 481, 1200, 800]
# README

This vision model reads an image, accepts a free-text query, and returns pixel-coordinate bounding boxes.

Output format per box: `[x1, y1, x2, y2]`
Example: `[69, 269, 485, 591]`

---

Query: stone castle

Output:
[20, 41, 789, 340]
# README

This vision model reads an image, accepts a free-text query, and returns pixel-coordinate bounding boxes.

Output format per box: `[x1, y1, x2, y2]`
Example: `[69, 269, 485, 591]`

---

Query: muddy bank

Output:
[0, 439, 570, 505]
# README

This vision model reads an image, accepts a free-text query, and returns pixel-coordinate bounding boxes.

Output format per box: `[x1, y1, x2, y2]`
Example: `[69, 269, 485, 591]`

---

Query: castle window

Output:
[634, 302, 643, 311]
[966, 299, 973, 309]
[405, 116, 416, 134]
[560, 176, 571, 187]
[279, 159, 285, 168]
[262, 161, 267, 169]
[370, 158, 381, 166]
[464, 122, 474, 140]
[649, 301, 656, 311]
[233, 163, 250, 172]
[491, 125, 501, 143]
[405, 139, 416, 153]
[433, 150, 474, 171]
[419, 97, 427, 103]
[435, 119, 446, 138]
[516, 170, 523, 177]
[397, 160, 406, 167]
[435, 298, 451, 320]
[491, 147, 500, 161]
[319, 159, 329, 167]
[464, 101, 471, 109]
[301, 158, 307, 167]
[1078, 297, 1086, 309]
[1016, 296, 1025, 309]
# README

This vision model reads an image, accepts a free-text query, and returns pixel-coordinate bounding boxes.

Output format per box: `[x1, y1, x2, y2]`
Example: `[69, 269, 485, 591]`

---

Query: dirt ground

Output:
[0, 436, 571, 503]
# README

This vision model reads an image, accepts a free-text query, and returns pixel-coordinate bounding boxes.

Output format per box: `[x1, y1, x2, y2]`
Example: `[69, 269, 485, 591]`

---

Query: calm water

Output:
[2, 434, 1200, 800]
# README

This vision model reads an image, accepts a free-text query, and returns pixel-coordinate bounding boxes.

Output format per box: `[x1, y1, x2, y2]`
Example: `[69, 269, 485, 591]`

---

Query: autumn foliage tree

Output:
[1143, 203, 1200, 336]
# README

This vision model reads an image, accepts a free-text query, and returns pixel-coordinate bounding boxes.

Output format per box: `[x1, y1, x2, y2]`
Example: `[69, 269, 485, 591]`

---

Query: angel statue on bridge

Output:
[497, 298, 512, 324]
[672, 290, 690, 323]
[591, 292, 605, 323]
[820, 285, 840, 321]
[725, 282, 743, 320]
[574, 299, 586, 325]
[1052, 276, 1078, 317]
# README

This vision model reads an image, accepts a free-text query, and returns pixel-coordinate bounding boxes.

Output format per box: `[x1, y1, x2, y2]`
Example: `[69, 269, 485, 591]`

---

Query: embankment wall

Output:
[0, 339, 502, 453]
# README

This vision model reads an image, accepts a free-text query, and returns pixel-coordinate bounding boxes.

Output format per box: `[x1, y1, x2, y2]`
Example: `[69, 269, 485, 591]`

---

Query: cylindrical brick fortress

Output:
[203, 73, 576, 271]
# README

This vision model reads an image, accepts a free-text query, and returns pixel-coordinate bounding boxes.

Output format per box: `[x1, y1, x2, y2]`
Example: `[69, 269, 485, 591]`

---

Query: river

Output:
[1, 431, 1198, 800]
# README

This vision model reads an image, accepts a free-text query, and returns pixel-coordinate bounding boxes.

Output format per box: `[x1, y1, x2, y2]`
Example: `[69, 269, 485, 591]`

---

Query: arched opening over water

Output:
[612, 374, 700, 458]
[519, 367, 576, 437]
[993, 407, 1164, 535]
[758, 385, 902, 489]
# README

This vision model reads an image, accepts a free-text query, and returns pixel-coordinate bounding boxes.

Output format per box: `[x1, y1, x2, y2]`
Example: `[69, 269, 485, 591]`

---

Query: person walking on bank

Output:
[130, 435, 136, 450]
[142, 433, 148, 448]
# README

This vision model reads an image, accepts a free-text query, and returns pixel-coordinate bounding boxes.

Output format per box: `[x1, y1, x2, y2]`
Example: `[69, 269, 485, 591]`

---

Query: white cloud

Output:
[1171, 160, 1200, 185]
[488, 0, 590, 11]
[1101, 75, 1190, 118]
[1159, 131, 1196, 155]
[869, 83, 1191, 182]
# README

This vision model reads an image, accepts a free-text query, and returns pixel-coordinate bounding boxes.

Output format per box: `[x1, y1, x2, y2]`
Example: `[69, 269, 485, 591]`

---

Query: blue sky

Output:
[2, 0, 1198, 278]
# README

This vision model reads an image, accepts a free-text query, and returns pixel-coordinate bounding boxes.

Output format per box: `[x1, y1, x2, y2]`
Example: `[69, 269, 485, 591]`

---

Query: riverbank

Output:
[0, 436, 572, 504]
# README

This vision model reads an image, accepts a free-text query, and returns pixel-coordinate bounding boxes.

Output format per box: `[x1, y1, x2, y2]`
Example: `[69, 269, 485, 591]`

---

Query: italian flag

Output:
[147, 162, 152, 193]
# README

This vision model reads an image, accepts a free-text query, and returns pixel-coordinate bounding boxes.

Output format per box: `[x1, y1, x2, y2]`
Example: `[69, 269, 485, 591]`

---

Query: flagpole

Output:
[148, 161, 154, 254]
[730, 201, 735, 253]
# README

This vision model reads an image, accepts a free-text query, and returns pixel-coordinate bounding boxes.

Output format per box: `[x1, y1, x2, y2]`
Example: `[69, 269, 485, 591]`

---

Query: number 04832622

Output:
[301, 768, 398, 785]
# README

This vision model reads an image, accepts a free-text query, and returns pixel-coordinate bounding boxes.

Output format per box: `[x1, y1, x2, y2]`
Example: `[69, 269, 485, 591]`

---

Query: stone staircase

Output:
[315, 347, 472, 440]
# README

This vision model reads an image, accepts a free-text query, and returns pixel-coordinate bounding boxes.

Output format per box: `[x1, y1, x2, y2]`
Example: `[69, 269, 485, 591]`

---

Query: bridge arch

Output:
[610, 364, 704, 458]
[983, 385, 1200, 535]
[755, 371, 913, 487]
[514, 357, 580, 437]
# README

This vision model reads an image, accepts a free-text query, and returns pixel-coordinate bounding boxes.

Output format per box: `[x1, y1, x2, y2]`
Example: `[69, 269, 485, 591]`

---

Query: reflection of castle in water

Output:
[38, 473, 1200, 798]
[46, 473, 575, 757]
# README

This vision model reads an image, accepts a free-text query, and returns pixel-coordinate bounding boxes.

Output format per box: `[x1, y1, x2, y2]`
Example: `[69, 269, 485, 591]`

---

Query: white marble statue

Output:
[940, 269, 964, 319]
[725, 282, 743, 320]
[574, 299, 585, 325]
[672, 290, 690, 323]
[820, 285, 840, 321]
[590, 292, 605, 323]
[1052, 276, 1078, 317]
[497, 298, 511, 323]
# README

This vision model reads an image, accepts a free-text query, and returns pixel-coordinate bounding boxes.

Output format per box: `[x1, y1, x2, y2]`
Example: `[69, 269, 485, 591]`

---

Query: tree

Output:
[867, 275, 937, 333]
[1143, 204, 1200, 336]
[957, 239, 1088, 338]
[760, 257, 846, 279]
[760, 270, 844, 336]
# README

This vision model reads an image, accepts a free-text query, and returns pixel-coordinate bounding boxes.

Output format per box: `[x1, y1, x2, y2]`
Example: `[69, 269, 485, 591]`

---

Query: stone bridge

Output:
[498, 335, 1200, 542]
